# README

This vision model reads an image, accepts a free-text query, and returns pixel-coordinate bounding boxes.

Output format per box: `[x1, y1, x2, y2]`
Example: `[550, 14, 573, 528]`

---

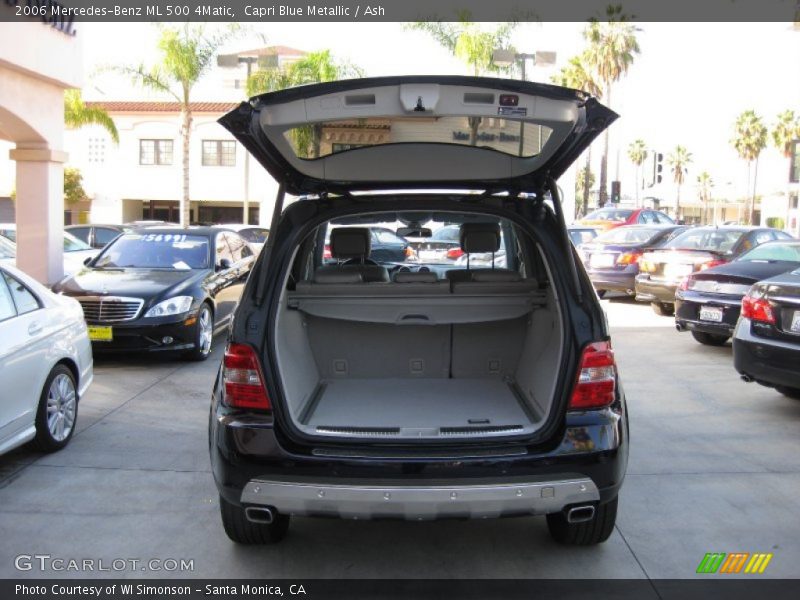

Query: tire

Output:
[651, 302, 674, 316]
[34, 365, 78, 453]
[185, 303, 214, 361]
[691, 331, 729, 346]
[219, 495, 290, 544]
[546, 497, 617, 545]
[775, 386, 800, 400]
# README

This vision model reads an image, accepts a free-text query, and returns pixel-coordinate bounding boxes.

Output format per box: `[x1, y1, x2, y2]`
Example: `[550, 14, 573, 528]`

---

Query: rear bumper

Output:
[733, 318, 800, 389]
[675, 293, 741, 336]
[635, 276, 678, 304]
[586, 268, 637, 294]
[240, 475, 599, 520]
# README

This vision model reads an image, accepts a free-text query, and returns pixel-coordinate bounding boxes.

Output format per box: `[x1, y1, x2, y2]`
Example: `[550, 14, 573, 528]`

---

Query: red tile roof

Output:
[85, 101, 238, 113]
[236, 45, 307, 57]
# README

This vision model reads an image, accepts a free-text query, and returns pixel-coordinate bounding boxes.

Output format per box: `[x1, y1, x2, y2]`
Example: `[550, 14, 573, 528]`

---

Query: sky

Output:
[78, 21, 800, 203]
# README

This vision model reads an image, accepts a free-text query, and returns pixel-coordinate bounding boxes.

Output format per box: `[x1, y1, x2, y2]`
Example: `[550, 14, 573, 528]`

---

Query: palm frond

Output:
[64, 90, 119, 143]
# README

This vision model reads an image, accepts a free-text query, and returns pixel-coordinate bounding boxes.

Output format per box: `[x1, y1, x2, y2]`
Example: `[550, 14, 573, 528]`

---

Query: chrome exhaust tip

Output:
[566, 505, 596, 524]
[245, 506, 275, 524]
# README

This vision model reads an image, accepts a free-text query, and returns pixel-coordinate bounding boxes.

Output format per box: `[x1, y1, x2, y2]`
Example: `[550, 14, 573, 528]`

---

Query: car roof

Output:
[127, 226, 220, 236]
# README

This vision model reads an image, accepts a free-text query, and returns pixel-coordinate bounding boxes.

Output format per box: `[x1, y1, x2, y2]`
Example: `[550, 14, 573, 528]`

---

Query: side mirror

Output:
[217, 258, 232, 271]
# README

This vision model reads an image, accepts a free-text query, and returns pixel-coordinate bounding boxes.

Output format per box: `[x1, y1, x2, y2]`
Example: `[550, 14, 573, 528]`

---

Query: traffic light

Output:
[654, 152, 664, 185]
[611, 180, 621, 203]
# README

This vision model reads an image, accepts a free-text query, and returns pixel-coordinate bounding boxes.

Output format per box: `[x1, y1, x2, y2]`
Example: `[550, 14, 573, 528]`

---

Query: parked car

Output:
[0, 263, 93, 456]
[0, 223, 100, 277]
[209, 76, 628, 546]
[635, 226, 792, 315]
[573, 208, 674, 232]
[579, 225, 687, 297]
[676, 240, 800, 345]
[733, 269, 800, 399]
[213, 224, 270, 256]
[568, 226, 598, 247]
[406, 224, 464, 262]
[66, 224, 131, 249]
[52, 227, 255, 360]
[324, 226, 412, 264]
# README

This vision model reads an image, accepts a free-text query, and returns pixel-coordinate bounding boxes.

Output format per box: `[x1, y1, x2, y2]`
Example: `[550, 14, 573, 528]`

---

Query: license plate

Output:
[699, 306, 723, 322]
[664, 263, 693, 280]
[87, 325, 113, 342]
[419, 250, 444, 261]
[791, 311, 800, 333]
[590, 253, 615, 268]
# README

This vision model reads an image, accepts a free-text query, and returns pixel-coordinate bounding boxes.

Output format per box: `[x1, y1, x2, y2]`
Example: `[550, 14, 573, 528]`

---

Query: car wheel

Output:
[186, 303, 214, 361]
[691, 331, 729, 346]
[219, 496, 290, 544]
[775, 386, 800, 400]
[34, 365, 78, 452]
[546, 497, 617, 546]
[651, 302, 674, 316]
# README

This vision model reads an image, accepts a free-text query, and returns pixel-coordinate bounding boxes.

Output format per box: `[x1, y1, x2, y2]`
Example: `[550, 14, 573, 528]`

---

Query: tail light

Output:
[699, 258, 726, 271]
[741, 289, 775, 324]
[616, 251, 642, 265]
[323, 244, 332, 259]
[223, 343, 271, 410]
[569, 341, 617, 410]
[404, 246, 417, 259]
[678, 276, 691, 291]
[446, 248, 465, 260]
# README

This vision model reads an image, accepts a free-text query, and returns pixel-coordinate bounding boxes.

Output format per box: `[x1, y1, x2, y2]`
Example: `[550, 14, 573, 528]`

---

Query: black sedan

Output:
[635, 226, 793, 315]
[52, 227, 254, 360]
[676, 240, 800, 345]
[579, 224, 687, 297]
[733, 268, 800, 399]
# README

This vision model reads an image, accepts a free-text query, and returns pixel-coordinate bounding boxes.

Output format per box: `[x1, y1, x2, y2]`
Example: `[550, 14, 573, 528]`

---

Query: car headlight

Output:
[144, 296, 194, 318]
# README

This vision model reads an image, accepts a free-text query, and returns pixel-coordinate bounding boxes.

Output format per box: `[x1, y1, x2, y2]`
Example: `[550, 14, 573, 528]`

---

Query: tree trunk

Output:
[581, 147, 592, 218]
[598, 81, 611, 205]
[676, 184, 681, 221]
[744, 161, 752, 225]
[751, 156, 759, 226]
[181, 108, 192, 227]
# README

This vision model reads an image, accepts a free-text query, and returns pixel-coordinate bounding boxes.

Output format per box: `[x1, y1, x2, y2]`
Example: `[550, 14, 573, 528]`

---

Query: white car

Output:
[212, 224, 269, 255]
[0, 223, 99, 277]
[0, 263, 93, 455]
[0, 235, 14, 267]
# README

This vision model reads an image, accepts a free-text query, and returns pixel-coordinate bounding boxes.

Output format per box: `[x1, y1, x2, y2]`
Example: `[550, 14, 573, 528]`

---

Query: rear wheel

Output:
[691, 331, 729, 346]
[34, 365, 78, 452]
[546, 497, 617, 545]
[219, 496, 290, 544]
[651, 302, 674, 316]
[775, 386, 800, 400]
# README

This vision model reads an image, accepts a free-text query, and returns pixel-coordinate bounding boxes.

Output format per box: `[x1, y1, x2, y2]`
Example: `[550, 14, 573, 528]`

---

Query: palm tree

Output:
[552, 54, 602, 217]
[114, 24, 242, 226]
[247, 50, 364, 158]
[575, 166, 595, 208]
[64, 90, 119, 143]
[583, 5, 641, 205]
[731, 109, 768, 225]
[696, 171, 713, 224]
[667, 146, 692, 220]
[627, 139, 647, 206]
[409, 19, 516, 145]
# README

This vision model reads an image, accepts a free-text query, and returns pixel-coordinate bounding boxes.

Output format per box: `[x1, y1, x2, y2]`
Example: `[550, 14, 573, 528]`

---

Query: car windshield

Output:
[93, 233, 210, 270]
[430, 226, 461, 242]
[238, 228, 269, 243]
[595, 227, 662, 244]
[737, 242, 800, 262]
[64, 231, 92, 252]
[569, 229, 597, 245]
[664, 228, 744, 252]
[583, 209, 633, 222]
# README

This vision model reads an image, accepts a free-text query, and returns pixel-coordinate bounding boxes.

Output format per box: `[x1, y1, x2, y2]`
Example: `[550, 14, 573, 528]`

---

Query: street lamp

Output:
[492, 49, 556, 156]
[218, 53, 259, 225]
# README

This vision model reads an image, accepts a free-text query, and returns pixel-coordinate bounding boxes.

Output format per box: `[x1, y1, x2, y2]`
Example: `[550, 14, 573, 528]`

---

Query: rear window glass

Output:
[568, 229, 597, 245]
[93, 233, 210, 270]
[238, 228, 269, 243]
[738, 242, 800, 262]
[665, 229, 744, 252]
[64, 231, 92, 252]
[595, 227, 662, 244]
[583, 209, 633, 222]
[282, 117, 553, 160]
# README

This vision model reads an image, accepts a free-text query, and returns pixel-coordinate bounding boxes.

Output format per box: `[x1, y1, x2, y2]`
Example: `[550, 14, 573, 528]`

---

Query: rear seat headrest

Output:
[394, 271, 439, 283]
[460, 222, 501, 253]
[330, 227, 371, 259]
[314, 270, 364, 284]
[470, 270, 521, 283]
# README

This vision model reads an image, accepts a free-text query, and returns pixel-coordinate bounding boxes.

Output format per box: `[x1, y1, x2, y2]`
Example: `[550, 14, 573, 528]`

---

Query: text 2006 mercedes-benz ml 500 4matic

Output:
[209, 76, 628, 545]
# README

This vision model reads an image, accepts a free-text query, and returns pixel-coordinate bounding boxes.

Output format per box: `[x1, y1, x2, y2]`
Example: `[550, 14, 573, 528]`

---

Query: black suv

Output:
[209, 76, 628, 545]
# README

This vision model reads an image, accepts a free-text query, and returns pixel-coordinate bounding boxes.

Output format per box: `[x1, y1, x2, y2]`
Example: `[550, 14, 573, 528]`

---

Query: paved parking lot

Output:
[1, 297, 799, 579]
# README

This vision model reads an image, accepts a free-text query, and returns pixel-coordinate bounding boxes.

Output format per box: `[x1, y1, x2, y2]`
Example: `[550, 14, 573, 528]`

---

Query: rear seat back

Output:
[445, 222, 521, 285]
[314, 227, 390, 283]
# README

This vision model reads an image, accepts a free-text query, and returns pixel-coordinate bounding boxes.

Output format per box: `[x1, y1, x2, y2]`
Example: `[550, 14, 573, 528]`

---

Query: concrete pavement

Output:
[0, 297, 798, 579]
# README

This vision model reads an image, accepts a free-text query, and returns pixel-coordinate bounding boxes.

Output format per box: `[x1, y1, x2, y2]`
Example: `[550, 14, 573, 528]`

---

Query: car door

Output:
[0, 270, 49, 447]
